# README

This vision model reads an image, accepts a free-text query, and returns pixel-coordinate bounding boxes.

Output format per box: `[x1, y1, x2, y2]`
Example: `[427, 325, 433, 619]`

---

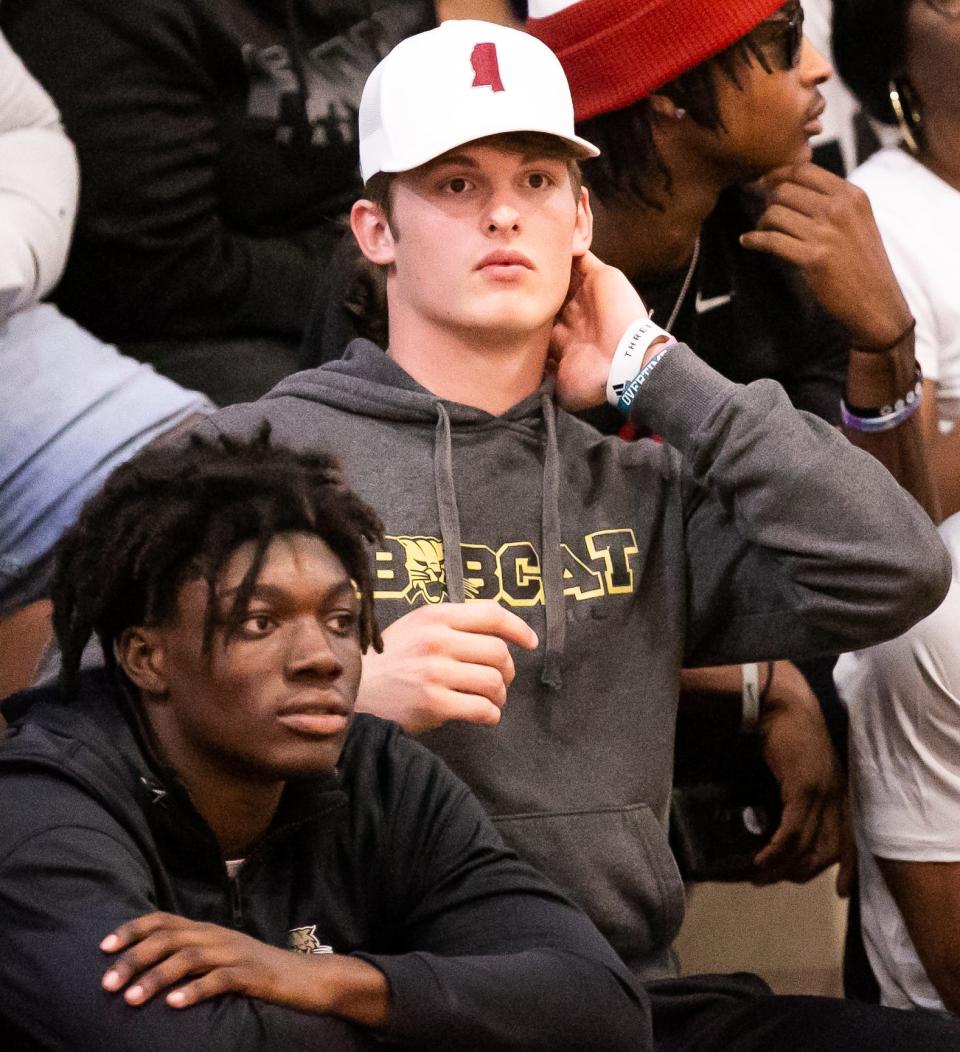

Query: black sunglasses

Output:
[751, 2, 805, 72]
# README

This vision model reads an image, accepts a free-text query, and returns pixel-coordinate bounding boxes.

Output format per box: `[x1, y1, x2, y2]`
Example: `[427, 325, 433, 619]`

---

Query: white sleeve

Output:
[0, 30, 79, 321]
[837, 574, 960, 861]
[873, 221, 941, 384]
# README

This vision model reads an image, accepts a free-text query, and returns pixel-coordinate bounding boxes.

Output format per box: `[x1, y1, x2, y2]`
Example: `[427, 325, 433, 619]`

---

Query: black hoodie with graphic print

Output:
[0, 669, 649, 1052]
[0, 0, 433, 395]
[200, 339, 951, 979]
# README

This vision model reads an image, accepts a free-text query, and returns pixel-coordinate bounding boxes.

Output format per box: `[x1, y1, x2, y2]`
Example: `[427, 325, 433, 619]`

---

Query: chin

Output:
[259, 742, 345, 781]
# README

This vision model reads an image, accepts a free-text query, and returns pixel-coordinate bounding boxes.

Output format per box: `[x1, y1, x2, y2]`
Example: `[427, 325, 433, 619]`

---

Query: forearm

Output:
[922, 389, 960, 520]
[0, 830, 380, 1052]
[365, 948, 650, 1052]
[640, 346, 950, 657]
[681, 664, 769, 695]
[285, 954, 390, 1029]
[844, 331, 940, 522]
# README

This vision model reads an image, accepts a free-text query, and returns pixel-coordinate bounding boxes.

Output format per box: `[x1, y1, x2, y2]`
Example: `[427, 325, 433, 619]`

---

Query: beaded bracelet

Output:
[841, 365, 923, 434]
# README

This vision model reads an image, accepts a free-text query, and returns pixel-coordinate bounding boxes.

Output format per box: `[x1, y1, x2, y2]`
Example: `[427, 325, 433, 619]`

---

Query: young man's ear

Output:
[350, 200, 397, 266]
[572, 186, 593, 259]
[117, 626, 168, 697]
[648, 92, 687, 123]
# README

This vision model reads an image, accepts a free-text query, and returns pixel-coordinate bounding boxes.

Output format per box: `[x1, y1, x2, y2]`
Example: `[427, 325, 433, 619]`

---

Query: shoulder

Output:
[338, 714, 469, 811]
[0, 671, 152, 863]
[0, 766, 143, 877]
[850, 147, 922, 197]
[850, 149, 952, 238]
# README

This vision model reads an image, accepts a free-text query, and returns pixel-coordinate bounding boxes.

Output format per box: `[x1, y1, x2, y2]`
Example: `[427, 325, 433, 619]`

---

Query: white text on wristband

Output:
[615, 347, 672, 415]
[606, 316, 676, 408]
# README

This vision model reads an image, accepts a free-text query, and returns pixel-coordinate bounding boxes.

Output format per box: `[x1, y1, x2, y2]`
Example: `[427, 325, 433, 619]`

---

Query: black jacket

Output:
[0, 670, 649, 1051]
[1, 0, 434, 355]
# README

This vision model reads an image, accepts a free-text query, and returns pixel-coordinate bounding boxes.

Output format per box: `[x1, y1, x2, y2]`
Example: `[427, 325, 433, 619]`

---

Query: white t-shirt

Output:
[835, 514, 960, 1013]
[0, 29, 79, 321]
[850, 147, 960, 433]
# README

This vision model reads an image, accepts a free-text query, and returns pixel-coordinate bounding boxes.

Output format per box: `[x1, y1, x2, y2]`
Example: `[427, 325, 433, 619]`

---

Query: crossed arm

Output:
[0, 753, 649, 1052]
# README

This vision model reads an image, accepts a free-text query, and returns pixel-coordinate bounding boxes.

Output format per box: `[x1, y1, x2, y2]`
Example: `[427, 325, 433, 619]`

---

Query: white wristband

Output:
[740, 662, 760, 731]
[605, 316, 676, 408]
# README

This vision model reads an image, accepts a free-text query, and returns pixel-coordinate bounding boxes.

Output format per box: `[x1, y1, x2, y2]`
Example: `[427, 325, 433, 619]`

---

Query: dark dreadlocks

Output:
[51, 424, 384, 693]
[577, 24, 786, 210]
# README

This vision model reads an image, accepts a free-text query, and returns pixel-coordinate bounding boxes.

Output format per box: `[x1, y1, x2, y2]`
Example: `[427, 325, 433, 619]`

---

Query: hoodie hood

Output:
[269, 341, 566, 687]
[0, 670, 347, 892]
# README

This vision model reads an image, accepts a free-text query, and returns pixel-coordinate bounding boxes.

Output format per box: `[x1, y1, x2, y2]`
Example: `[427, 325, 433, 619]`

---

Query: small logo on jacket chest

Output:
[288, 924, 334, 955]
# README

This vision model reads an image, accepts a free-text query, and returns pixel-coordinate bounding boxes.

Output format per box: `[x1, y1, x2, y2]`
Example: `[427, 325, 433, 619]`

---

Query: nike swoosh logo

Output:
[694, 290, 734, 314]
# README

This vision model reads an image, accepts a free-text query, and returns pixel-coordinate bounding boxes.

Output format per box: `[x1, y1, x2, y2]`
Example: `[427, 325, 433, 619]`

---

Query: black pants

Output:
[648, 974, 960, 1051]
[124, 336, 303, 407]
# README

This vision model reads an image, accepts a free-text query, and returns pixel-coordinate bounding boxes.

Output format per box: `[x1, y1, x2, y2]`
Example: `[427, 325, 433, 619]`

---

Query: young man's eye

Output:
[239, 613, 274, 637]
[525, 172, 554, 189]
[443, 177, 473, 194]
[328, 610, 358, 636]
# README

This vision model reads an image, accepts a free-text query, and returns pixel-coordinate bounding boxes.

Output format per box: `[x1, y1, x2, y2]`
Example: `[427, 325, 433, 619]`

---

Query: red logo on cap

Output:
[470, 43, 504, 93]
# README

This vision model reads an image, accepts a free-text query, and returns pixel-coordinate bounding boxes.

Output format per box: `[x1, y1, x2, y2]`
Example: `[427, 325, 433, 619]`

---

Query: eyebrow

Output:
[217, 578, 355, 604]
[427, 150, 568, 171]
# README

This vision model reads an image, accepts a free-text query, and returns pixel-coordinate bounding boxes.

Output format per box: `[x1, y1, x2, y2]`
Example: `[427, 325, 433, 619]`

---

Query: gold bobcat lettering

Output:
[372, 531, 639, 608]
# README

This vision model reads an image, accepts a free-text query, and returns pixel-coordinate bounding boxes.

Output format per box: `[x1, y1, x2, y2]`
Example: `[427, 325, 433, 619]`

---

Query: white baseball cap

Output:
[358, 19, 599, 183]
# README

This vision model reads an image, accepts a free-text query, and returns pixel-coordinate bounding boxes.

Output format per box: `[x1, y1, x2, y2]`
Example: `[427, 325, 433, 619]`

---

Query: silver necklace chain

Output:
[664, 236, 701, 331]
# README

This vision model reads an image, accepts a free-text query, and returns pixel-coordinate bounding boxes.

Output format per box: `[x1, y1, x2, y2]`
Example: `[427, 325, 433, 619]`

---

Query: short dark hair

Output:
[51, 426, 384, 692]
[832, 0, 908, 125]
[363, 130, 584, 224]
[577, 26, 782, 208]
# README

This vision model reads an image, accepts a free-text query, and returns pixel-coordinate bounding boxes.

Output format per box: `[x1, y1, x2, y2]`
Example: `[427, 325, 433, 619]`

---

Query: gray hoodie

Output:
[203, 338, 949, 979]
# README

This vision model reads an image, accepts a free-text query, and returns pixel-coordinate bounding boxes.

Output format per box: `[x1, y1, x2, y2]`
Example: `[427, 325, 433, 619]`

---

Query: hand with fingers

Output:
[355, 600, 539, 734]
[741, 162, 913, 350]
[550, 251, 654, 412]
[752, 660, 847, 886]
[100, 912, 388, 1024]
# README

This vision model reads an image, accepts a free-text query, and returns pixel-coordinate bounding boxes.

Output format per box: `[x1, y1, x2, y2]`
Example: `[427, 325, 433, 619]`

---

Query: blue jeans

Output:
[0, 305, 210, 615]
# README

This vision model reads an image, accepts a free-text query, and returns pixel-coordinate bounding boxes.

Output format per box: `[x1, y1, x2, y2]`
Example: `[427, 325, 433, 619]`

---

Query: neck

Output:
[187, 772, 284, 859]
[917, 113, 960, 193]
[386, 301, 551, 416]
[147, 710, 284, 858]
[589, 134, 725, 284]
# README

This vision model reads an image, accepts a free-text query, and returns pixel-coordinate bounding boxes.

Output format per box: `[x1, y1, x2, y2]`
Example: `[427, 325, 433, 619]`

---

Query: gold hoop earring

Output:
[888, 77, 924, 156]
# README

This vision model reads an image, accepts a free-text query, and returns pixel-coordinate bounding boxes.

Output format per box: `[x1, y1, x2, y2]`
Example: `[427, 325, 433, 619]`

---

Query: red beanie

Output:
[526, 0, 785, 121]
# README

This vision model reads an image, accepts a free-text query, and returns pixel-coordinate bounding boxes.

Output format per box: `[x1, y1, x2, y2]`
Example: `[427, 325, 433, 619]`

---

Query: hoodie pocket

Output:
[493, 804, 684, 975]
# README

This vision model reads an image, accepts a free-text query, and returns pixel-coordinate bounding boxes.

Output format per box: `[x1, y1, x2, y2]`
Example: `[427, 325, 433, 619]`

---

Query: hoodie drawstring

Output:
[539, 392, 565, 690]
[433, 403, 465, 604]
[431, 395, 565, 690]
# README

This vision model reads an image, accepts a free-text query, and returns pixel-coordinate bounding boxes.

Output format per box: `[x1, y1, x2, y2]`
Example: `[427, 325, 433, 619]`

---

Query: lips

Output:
[476, 250, 534, 271]
[804, 97, 826, 132]
[277, 698, 350, 737]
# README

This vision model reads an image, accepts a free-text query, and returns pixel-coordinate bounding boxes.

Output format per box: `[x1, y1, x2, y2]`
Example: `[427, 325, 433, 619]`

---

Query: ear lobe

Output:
[350, 199, 396, 266]
[117, 627, 168, 697]
[648, 92, 685, 122]
[571, 186, 593, 258]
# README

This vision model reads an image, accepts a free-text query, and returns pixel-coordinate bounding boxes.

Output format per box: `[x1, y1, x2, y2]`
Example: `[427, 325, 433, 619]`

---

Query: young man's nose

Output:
[285, 620, 343, 678]
[799, 36, 832, 86]
[485, 196, 522, 234]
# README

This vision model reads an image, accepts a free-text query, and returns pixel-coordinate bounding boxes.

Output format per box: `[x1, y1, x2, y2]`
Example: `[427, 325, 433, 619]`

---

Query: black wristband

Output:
[852, 317, 916, 354]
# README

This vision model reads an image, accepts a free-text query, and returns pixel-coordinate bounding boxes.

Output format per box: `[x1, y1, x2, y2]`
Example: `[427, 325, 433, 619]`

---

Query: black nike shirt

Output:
[583, 186, 848, 436]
